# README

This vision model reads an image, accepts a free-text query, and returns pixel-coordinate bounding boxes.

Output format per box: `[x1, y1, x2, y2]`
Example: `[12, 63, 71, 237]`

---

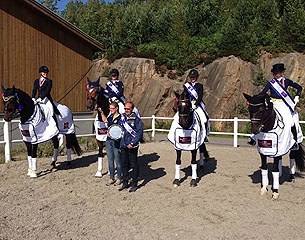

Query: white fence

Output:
[1, 116, 304, 163]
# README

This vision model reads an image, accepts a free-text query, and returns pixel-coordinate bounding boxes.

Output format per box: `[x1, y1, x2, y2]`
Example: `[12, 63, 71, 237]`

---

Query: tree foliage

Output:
[47, 0, 305, 70]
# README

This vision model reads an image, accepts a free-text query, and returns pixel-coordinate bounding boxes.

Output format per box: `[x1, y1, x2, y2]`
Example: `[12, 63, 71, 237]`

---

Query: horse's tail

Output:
[293, 143, 305, 172]
[70, 133, 82, 156]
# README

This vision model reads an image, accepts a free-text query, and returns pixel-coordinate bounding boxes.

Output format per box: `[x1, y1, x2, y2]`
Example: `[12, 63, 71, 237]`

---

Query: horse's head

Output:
[243, 92, 274, 134]
[86, 77, 102, 111]
[2, 85, 20, 122]
[175, 90, 193, 129]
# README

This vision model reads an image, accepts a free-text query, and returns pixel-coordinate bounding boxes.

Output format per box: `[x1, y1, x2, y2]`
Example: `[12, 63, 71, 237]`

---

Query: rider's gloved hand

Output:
[36, 97, 42, 102]
[247, 137, 256, 146]
[294, 96, 300, 105]
[32, 98, 36, 103]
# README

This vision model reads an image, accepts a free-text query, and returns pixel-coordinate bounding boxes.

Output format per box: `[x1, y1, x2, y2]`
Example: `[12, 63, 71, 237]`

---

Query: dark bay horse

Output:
[86, 78, 110, 177]
[243, 93, 304, 200]
[169, 90, 209, 187]
[2, 86, 82, 178]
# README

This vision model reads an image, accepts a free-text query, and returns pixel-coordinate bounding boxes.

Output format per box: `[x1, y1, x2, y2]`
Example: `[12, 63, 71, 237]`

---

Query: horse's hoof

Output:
[260, 187, 268, 196]
[272, 192, 279, 200]
[190, 179, 197, 187]
[288, 174, 295, 183]
[95, 171, 102, 178]
[173, 179, 180, 187]
[29, 170, 37, 178]
[27, 169, 31, 176]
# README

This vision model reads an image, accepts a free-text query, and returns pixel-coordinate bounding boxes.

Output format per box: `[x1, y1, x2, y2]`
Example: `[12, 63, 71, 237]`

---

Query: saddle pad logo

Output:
[179, 136, 192, 144]
[258, 139, 272, 148]
[98, 128, 108, 135]
[63, 122, 69, 129]
[21, 130, 30, 137]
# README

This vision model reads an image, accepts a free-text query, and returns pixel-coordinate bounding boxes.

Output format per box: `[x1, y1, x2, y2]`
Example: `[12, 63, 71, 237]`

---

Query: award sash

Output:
[269, 79, 295, 112]
[106, 81, 126, 103]
[183, 82, 205, 109]
[121, 115, 137, 138]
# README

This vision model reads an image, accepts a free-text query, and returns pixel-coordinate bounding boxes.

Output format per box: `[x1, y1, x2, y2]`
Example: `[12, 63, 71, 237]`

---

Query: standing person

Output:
[101, 102, 122, 186]
[106, 68, 126, 113]
[118, 101, 144, 192]
[32, 65, 60, 115]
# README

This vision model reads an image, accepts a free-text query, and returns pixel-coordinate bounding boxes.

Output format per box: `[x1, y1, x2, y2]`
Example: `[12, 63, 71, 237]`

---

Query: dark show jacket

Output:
[32, 78, 54, 101]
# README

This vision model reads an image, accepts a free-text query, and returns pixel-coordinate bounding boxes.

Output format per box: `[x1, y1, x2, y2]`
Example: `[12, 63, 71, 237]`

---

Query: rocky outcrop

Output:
[90, 52, 305, 130]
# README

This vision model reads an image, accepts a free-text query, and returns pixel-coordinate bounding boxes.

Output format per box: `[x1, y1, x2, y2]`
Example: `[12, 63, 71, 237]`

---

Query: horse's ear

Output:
[243, 93, 252, 102]
[87, 77, 91, 84]
[97, 77, 100, 85]
[1, 84, 5, 93]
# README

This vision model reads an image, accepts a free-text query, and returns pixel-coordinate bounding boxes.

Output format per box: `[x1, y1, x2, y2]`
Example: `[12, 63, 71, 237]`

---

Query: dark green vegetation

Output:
[45, 0, 305, 71]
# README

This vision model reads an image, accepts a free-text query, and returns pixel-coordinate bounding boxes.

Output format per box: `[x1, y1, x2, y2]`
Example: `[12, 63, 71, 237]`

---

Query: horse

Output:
[2, 85, 82, 178]
[243, 93, 305, 200]
[86, 78, 110, 177]
[168, 90, 210, 187]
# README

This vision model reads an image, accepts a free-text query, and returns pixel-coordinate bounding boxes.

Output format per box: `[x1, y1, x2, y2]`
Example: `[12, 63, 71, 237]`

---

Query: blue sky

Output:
[57, 0, 113, 11]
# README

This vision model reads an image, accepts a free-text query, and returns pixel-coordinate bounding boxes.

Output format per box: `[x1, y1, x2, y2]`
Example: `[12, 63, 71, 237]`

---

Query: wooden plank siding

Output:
[0, 0, 103, 112]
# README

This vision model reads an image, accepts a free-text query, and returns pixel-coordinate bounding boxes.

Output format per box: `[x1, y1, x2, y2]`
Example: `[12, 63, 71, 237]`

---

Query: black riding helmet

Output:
[39, 65, 49, 73]
[188, 69, 199, 78]
[110, 68, 119, 77]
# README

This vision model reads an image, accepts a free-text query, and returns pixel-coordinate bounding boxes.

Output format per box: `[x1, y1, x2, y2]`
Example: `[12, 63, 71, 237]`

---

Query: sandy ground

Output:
[0, 140, 305, 240]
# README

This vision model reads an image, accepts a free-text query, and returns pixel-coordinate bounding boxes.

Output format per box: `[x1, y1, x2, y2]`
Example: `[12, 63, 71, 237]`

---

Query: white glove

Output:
[294, 96, 299, 105]
[31, 98, 36, 103]
[36, 97, 42, 102]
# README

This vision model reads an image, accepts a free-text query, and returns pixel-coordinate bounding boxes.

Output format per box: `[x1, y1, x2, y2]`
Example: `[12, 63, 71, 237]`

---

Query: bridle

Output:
[86, 87, 99, 111]
[2, 93, 20, 119]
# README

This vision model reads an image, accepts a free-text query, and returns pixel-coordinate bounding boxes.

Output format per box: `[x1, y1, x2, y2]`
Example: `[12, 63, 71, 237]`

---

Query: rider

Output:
[183, 69, 210, 163]
[260, 63, 302, 144]
[105, 68, 126, 113]
[183, 69, 209, 133]
[32, 65, 60, 115]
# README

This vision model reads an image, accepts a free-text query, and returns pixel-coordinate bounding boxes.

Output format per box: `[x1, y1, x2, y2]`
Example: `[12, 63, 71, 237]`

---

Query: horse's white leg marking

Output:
[272, 171, 280, 194]
[260, 169, 268, 195]
[191, 164, 197, 179]
[27, 156, 32, 176]
[278, 159, 283, 177]
[29, 157, 37, 178]
[174, 164, 180, 180]
[95, 157, 103, 177]
[290, 158, 296, 175]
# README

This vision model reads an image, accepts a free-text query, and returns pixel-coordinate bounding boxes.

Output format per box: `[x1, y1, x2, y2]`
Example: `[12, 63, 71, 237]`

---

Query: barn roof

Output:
[24, 0, 103, 51]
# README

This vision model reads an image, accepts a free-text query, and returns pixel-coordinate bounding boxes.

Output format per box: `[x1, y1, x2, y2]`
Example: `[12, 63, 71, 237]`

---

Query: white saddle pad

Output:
[55, 102, 75, 135]
[255, 111, 295, 157]
[94, 114, 108, 141]
[168, 112, 205, 151]
[19, 103, 59, 144]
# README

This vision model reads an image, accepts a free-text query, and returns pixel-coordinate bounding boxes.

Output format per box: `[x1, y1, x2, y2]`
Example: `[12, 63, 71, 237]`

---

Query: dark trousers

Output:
[121, 147, 139, 186]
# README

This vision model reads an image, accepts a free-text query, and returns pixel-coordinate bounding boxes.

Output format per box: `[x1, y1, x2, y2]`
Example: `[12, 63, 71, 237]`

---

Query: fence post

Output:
[4, 121, 11, 162]
[152, 115, 156, 141]
[233, 117, 238, 147]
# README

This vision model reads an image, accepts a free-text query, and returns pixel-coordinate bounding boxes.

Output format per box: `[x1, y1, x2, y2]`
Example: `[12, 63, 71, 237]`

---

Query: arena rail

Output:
[1, 116, 305, 163]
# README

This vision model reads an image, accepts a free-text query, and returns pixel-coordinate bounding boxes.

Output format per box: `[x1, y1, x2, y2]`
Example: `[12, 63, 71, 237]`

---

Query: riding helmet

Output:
[110, 68, 119, 77]
[39, 65, 49, 73]
[188, 69, 199, 78]
[271, 63, 285, 73]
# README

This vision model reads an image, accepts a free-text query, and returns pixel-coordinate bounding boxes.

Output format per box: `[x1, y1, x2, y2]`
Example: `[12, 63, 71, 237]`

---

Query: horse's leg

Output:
[190, 149, 198, 187]
[24, 141, 33, 176]
[173, 150, 182, 187]
[51, 136, 60, 168]
[271, 157, 281, 200]
[29, 143, 38, 178]
[95, 140, 104, 177]
[199, 143, 209, 169]
[288, 150, 296, 182]
[260, 153, 268, 195]
[65, 134, 73, 166]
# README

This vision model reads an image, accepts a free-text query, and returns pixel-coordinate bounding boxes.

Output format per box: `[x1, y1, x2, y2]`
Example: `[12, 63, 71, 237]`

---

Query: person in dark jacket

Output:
[32, 65, 60, 115]
[118, 101, 144, 192]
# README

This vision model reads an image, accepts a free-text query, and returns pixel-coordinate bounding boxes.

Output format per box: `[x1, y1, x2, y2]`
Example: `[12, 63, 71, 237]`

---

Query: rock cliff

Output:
[89, 52, 305, 130]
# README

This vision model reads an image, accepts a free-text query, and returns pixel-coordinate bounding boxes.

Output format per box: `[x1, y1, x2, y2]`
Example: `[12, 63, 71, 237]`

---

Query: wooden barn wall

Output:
[0, 0, 96, 112]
